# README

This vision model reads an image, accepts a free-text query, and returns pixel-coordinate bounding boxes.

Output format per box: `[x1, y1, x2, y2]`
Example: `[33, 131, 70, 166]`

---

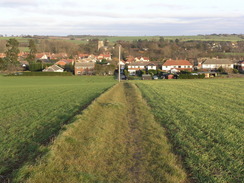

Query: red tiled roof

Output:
[18, 52, 28, 57]
[163, 59, 192, 66]
[0, 53, 6, 58]
[60, 59, 74, 63]
[35, 54, 44, 58]
[79, 54, 89, 57]
[56, 61, 68, 66]
[142, 57, 149, 60]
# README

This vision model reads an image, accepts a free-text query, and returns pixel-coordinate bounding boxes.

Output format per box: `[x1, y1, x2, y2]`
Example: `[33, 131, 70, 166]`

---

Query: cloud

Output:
[1, 14, 243, 36]
[0, 0, 243, 36]
[0, 0, 38, 7]
[147, 2, 187, 10]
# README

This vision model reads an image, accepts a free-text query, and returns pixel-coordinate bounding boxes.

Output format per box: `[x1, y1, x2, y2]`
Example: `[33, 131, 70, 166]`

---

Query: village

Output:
[0, 39, 244, 79]
[1, 0, 244, 181]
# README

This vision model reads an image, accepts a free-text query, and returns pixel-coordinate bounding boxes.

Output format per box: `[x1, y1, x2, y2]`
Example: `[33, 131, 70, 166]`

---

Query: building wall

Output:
[75, 67, 94, 75]
[162, 65, 192, 71]
[202, 64, 233, 69]
[147, 66, 157, 70]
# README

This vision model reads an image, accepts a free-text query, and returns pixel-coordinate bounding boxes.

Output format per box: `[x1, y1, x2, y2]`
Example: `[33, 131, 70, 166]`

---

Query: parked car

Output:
[153, 75, 158, 80]
[120, 74, 126, 80]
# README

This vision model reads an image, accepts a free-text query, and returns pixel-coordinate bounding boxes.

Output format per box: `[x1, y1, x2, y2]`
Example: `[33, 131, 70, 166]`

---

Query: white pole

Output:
[118, 45, 121, 82]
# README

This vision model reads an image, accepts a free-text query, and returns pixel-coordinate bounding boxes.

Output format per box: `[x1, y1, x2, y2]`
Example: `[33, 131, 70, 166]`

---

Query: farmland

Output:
[136, 79, 244, 182]
[1, 34, 244, 45]
[15, 82, 186, 183]
[0, 76, 115, 181]
[44, 34, 244, 42]
[1, 76, 243, 183]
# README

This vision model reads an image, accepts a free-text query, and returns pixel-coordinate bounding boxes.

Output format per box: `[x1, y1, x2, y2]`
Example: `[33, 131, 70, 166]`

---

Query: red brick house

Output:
[74, 62, 95, 75]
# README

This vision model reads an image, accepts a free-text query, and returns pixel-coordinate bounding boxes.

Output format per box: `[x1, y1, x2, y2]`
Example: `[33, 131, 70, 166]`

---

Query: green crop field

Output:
[1, 34, 243, 45]
[1, 76, 243, 183]
[0, 75, 115, 181]
[63, 35, 244, 43]
[136, 79, 244, 183]
[14, 82, 187, 183]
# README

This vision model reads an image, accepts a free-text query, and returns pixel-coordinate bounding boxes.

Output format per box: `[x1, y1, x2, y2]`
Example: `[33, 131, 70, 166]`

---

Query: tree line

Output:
[1, 37, 244, 72]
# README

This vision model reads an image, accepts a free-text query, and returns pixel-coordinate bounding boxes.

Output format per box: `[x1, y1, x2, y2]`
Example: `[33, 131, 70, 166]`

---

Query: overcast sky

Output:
[0, 0, 243, 36]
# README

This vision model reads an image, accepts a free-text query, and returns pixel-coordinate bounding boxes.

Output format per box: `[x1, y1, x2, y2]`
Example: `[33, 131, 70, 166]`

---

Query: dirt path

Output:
[17, 82, 187, 183]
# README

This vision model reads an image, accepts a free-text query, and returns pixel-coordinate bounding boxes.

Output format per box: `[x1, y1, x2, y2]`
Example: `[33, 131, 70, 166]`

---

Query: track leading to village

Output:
[15, 82, 187, 183]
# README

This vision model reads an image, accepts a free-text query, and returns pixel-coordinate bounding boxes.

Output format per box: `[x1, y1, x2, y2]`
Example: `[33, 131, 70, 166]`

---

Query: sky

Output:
[0, 0, 243, 36]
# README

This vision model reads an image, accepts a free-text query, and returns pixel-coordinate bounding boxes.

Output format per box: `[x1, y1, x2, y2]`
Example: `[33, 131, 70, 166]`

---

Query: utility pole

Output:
[118, 45, 121, 82]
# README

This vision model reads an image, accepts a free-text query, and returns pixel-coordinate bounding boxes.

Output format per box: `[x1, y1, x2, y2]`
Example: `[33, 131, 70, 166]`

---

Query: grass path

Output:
[15, 82, 187, 183]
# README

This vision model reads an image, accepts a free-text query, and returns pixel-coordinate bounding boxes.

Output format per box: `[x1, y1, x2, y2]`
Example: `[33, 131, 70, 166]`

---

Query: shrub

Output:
[127, 76, 141, 80]
[136, 70, 146, 77]
[218, 66, 225, 73]
[19, 72, 73, 76]
[178, 74, 205, 79]
[148, 69, 157, 76]
[232, 68, 239, 74]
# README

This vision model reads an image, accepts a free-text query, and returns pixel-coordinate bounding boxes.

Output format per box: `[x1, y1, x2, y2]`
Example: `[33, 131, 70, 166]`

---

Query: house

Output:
[201, 58, 234, 71]
[74, 62, 95, 75]
[97, 52, 112, 61]
[146, 63, 157, 70]
[162, 59, 193, 73]
[125, 56, 135, 64]
[55, 59, 74, 67]
[134, 57, 150, 62]
[18, 52, 28, 57]
[78, 58, 96, 63]
[118, 60, 126, 69]
[49, 53, 68, 60]
[42, 65, 64, 72]
[36, 53, 49, 60]
[235, 60, 244, 72]
[78, 53, 89, 59]
[127, 62, 149, 75]
[55, 60, 69, 67]
[0, 53, 6, 58]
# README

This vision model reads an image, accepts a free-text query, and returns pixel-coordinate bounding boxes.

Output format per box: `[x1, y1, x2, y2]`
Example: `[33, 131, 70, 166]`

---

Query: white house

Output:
[146, 63, 157, 70]
[162, 59, 193, 73]
[118, 60, 125, 69]
[201, 59, 234, 70]
[134, 57, 150, 62]
[127, 62, 149, 75]
[42, 65, 64, 72]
